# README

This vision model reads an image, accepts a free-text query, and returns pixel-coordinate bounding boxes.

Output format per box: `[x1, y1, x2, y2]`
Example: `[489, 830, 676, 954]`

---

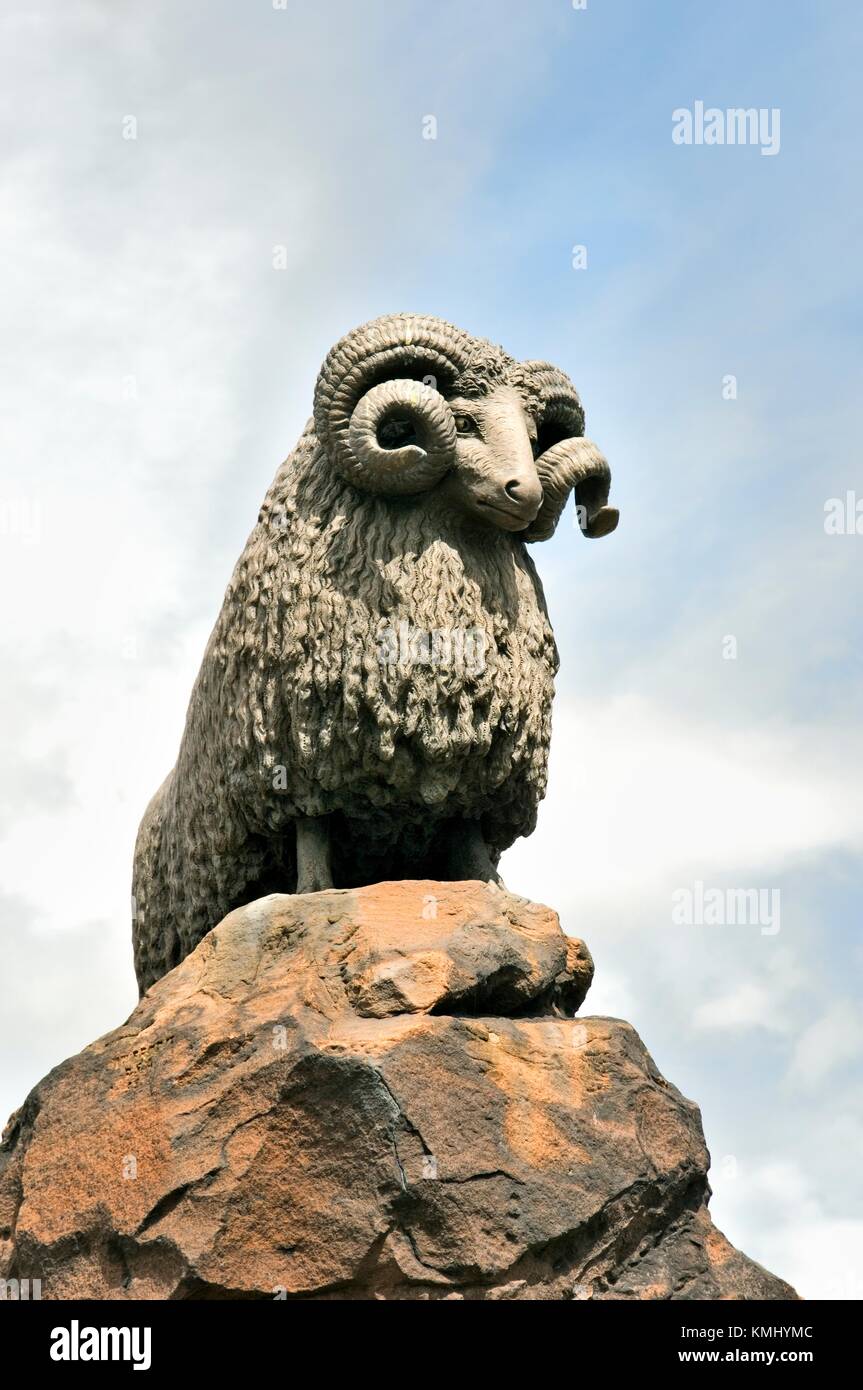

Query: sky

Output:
[1, 0, 861, 1300]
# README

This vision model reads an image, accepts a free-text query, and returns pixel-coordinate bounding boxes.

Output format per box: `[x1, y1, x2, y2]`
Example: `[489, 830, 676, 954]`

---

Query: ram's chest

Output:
[278, 536, 556, 757]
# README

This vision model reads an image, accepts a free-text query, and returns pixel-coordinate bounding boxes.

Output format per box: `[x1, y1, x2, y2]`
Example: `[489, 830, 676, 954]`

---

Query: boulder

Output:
[0, 881, 796, 1300]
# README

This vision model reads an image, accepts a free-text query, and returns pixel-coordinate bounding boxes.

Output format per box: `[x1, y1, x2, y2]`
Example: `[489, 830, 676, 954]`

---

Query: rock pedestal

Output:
[0, 881, 796, 1300]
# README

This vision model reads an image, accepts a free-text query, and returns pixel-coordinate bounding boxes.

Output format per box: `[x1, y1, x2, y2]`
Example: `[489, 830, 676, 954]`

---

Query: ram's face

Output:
[434, 386, 543, 532]
[313, 313, 618, 543]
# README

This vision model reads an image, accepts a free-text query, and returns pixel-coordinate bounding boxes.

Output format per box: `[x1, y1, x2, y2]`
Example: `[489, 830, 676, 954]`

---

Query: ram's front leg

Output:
[444, 819, 504, 887]
[295, 815, 334, 893]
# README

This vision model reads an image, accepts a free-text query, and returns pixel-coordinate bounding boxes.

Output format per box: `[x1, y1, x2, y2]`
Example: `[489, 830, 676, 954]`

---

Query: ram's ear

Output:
[523, 437, 618, 543]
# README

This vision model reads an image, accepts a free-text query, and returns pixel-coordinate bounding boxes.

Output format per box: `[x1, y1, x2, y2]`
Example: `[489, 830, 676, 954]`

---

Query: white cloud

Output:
[693, 981, 778, 1032]
[711, 1159, 863, 1301]
[786, 1001, 863, 1090]
[691, 950, 808, 1035]
[507, 694, 863, 911]
[582, 968, 638, 1020]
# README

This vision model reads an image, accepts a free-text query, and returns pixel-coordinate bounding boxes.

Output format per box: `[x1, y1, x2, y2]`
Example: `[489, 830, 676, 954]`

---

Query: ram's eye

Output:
[453, 413, 477, 435]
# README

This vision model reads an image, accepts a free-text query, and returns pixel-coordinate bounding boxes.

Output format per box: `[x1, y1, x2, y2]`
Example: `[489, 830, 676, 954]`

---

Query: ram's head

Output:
[313, 313, 619, 542]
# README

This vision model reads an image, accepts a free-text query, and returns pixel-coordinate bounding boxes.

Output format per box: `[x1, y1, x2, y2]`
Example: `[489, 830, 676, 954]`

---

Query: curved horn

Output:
[346, 379, 457, 495]
[521, 361, 619, 542]
[523, 438, 619, 542]
[314, 313, 478, 495]
[523, 360, 586, 438]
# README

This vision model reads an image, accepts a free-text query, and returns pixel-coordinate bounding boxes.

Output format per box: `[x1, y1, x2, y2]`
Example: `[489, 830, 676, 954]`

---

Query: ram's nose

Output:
[503, 471, 543, 520]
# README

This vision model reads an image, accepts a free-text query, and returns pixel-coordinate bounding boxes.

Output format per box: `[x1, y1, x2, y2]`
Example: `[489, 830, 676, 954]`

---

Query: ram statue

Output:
[132, 313, 618, 992]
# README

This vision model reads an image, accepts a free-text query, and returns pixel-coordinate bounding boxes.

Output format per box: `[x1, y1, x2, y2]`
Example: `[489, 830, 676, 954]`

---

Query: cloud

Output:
[787, 1001, 863, 1090]
[694, 981, 780, 1033]
[506, 694, 863, 911]
[0, 892, 136, 1130]
[710, 1158, 863, 1302]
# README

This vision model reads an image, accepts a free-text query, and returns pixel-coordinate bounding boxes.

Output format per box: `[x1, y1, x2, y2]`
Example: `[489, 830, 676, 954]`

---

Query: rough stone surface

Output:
[0, 882, 796, 1300]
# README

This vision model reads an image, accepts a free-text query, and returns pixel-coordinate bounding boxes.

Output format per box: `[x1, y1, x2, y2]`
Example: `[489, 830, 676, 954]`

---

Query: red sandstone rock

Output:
[0, 882, 796, 1300]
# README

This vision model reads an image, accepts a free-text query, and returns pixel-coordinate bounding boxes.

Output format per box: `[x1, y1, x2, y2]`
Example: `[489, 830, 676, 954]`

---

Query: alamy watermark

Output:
[824, 491, 862, 535]
[0, 497, 42, 544]
[50, 1322, 151, 1371]
[672, 880, 780, 936]
[377, 620, 487, 676]
[1, 1277, 42, 1300]
[672, 101, 780, 157]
